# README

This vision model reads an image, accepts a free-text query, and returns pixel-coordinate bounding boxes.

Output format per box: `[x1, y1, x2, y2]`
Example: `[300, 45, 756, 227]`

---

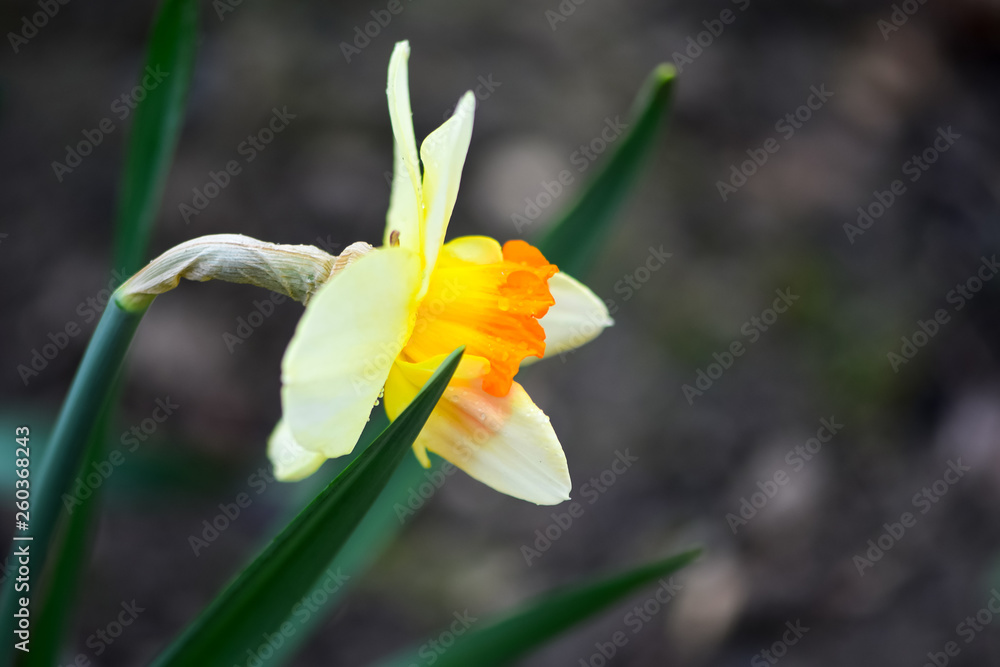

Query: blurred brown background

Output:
[4, 0, 1000, 664]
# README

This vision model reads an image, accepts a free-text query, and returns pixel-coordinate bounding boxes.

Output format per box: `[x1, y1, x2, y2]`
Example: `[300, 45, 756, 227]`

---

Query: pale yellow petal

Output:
[527, 271, 613, 363]
[385, 41, 422, 255]
[384, 356, 571, 505]
[281, 246, 421, 457]
[418, 91, 475, 297]
[385, 140, 422, 256]
[267, 419, 326, 481]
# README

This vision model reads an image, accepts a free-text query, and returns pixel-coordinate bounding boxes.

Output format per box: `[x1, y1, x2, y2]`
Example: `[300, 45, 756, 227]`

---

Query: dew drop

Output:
[498, 296, 510, 311]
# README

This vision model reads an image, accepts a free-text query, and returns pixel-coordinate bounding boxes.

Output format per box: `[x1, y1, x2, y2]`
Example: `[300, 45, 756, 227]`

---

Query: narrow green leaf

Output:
[260, 433, 439, 665]
[150, 348, 465, 667]
[185, 411, 429, 666]
[535, 64, 676, 277]
[113, 0, 199, 272]
[13, 2, 200, 662]
[232, 416, 457, 666]
[374, 548, 701, 667]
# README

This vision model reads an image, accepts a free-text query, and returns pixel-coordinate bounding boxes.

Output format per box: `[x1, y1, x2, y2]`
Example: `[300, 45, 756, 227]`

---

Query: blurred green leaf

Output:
[113, 0, 199, 272]
[374, 548, 701, 667]
[536, 64, 676, 277]
[261, 414, 447, 665]
[16, 2, 200, 663]
[240, 413, 460, 666]
[150, 348, 464, 667]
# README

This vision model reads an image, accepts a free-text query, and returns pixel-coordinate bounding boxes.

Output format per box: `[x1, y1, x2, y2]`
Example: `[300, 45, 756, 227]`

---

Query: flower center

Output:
[401, 240, 557, 397]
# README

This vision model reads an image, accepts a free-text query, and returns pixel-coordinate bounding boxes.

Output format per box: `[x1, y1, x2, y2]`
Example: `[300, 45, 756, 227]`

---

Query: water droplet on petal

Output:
[498, 296, 510, 311]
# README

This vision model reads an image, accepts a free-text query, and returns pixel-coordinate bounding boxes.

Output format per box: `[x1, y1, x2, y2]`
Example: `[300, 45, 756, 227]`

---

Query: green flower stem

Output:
[1, 295, 149, 666]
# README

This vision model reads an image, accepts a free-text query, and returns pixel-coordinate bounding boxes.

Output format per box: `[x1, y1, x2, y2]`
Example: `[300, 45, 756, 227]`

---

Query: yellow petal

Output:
[384, 355, 571, 505]
[384, 41, 422, 256]
[418, 91, 475, 297]
[281, 246, 421, 457]
[527, 271, 613, 363]
[267, 419, 326, 481]
[441, 235, 503, 265]
[384, 353, 491, 468]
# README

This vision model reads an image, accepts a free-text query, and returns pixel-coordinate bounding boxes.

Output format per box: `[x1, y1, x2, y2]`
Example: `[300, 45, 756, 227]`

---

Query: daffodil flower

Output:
[268, 41, 612, 504]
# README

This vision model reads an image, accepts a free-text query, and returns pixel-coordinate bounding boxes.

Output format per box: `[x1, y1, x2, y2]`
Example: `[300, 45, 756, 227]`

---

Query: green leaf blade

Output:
[151, 347, 465, 667]
[12, 2, 200, 663]
[259, 449, 438, 665]
[536, 64, 676, 278]
[113, 0, 199, 274]
[375, 548, 701, 667]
